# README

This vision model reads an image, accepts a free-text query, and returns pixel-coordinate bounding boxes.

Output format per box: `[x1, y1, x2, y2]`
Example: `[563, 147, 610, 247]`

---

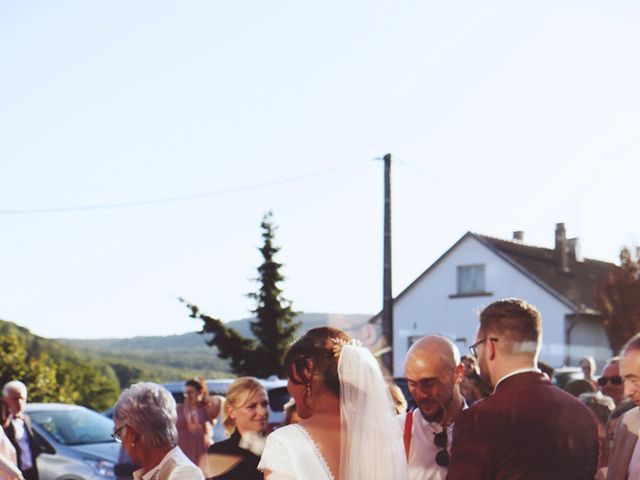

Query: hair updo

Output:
[284, 327, 352, 397]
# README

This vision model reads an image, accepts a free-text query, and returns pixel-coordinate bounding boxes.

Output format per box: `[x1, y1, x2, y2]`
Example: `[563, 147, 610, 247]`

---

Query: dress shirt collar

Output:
[493, 367, 541, 393]
[133, 446, 179, 480]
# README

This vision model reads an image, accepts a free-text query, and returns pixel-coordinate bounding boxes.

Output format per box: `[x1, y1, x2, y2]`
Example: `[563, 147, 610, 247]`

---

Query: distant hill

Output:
[58, 312, 371, 384]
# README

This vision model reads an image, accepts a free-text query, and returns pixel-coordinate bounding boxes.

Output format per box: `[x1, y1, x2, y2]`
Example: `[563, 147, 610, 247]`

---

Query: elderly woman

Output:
[113, 382, 204, 480]
[202, 377, 269, 480]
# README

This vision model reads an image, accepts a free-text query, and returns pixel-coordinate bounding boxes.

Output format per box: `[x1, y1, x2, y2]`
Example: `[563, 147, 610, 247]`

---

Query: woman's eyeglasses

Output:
[112, 425, 128, 443]
[597, 375, 622, 386]
[433, 430, 449, 467]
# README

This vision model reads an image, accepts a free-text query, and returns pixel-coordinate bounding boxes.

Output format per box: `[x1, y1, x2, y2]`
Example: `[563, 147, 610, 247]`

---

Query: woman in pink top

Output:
[176, 378, 223, 467]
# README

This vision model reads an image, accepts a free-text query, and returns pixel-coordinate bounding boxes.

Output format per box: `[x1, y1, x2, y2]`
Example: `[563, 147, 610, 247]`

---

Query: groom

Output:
[401, 335, 465, 480]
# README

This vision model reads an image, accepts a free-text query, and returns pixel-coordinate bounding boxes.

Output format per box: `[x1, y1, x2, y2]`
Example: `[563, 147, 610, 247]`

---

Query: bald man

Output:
[401, 335, 465, 480]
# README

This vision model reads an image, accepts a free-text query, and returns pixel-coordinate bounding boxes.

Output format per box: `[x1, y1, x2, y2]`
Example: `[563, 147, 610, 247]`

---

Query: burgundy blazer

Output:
[448, 371, 599, 480]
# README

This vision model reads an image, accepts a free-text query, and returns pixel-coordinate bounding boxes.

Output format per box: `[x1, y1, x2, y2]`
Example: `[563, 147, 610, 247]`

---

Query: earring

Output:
[302, 382, 313, 409]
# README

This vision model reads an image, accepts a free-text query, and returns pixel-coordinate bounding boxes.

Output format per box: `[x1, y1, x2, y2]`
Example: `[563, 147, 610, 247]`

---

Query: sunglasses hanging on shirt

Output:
[434, 430, 449, 467]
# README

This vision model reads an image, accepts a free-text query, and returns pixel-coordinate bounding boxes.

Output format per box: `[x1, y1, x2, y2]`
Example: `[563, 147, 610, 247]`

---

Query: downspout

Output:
[565, 310, 580, 366]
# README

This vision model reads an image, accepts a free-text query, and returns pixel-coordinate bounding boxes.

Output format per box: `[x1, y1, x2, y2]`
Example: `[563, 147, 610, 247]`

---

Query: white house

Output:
[373, 223, 616, 375]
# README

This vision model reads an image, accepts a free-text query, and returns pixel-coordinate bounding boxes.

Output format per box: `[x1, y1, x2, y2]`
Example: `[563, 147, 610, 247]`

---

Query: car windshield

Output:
[29, 408, 115, 445]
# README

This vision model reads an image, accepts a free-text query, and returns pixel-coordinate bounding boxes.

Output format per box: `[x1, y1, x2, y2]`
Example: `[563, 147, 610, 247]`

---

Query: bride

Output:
[258, 327, 408, 480]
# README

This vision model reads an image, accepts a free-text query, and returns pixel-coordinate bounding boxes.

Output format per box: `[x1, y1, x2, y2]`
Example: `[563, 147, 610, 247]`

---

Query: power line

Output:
[0, 160, 366, 215]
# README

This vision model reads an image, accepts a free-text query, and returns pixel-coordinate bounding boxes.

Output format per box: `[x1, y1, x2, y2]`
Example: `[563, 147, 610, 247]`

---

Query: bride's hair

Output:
[284, 327, 352, 396]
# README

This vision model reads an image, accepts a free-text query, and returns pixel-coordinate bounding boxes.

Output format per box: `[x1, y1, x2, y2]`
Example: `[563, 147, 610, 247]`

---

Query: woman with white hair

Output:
[113, 382, 204, 480]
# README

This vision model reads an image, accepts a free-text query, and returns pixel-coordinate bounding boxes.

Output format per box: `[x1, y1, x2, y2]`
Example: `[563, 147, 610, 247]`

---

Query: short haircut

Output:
[2, 381, 27, 400]
[621, 334, 640, 356]
[114, 382, 177, 450]
[479, 298, 542, 355]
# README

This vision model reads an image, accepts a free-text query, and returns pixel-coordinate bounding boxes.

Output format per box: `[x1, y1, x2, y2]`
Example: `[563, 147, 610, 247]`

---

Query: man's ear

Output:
[453, 363, 465, 385]
[487, 338, 498, 361]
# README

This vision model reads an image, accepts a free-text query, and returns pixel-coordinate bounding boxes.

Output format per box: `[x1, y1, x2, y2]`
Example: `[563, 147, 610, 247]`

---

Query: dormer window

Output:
[457, 264, 485, 294]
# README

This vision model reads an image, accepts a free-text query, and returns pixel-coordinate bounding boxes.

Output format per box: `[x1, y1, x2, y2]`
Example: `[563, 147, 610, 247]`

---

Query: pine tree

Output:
[182, 212, 301, 377]
[595, 247, 640, 353]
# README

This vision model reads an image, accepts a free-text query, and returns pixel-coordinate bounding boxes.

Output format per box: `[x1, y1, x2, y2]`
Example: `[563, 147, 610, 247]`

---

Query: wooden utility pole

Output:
[382, 153, 394, 375]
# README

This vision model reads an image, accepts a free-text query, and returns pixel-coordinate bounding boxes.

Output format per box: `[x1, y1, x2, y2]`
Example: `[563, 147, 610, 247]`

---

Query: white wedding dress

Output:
[258, 424, 334, 480]
[259, 344, 408, 480]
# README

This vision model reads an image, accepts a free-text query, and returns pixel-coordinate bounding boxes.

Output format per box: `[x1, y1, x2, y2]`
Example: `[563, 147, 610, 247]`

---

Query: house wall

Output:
[392, 235, 575, 374]
[566, 315, 612, 370]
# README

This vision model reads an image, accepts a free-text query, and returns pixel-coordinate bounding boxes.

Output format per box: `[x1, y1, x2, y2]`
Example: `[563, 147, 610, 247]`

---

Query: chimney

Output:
[567, 238, 582, 262]
[512, 231, 524, 243]
[555, 223, 569, 272]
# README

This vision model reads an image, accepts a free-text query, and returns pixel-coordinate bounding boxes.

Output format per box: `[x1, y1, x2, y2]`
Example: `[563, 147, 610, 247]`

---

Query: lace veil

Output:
[338, 344, 409, 480]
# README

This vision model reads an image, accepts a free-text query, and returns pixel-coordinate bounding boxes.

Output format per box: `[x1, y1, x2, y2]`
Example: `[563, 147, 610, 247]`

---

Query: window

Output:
[457, 264, 485, 294]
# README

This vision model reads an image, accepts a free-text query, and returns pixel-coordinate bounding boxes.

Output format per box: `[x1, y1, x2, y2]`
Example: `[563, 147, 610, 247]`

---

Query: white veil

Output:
[338, 344, 409, 480]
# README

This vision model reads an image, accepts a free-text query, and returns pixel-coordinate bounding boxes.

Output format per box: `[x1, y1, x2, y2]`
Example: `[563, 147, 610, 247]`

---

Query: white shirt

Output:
[399, 408, 462, 480]
[133, 446, 204, 480]
[10, 416, 32, 470]
[628, 425, 640, 479]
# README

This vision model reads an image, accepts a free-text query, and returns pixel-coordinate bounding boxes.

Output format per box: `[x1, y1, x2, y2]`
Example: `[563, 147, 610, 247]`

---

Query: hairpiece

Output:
[331, 337, 362, 357]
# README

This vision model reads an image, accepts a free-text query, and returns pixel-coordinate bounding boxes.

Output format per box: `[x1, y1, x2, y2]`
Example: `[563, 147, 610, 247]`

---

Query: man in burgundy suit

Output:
[448, 298, 599, 480]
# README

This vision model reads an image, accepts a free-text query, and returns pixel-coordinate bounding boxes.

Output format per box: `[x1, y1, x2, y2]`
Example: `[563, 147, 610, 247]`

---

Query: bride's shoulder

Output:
[267, 424, 304, 442]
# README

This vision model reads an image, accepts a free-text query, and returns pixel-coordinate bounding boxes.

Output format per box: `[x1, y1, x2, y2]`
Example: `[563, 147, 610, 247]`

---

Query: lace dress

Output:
[258, 424, 334, 480]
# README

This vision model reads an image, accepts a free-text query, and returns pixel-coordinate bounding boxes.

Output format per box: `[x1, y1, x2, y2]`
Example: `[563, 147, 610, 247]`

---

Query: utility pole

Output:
[382, 153, 394, 375]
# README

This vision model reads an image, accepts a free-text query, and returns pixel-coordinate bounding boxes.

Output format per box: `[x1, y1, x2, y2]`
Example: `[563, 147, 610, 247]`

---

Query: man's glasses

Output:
[469, 337, 499, 358]
[597, 375, 622, 386]
[112, 425, 127, 443]
[434, 430, 449, 467]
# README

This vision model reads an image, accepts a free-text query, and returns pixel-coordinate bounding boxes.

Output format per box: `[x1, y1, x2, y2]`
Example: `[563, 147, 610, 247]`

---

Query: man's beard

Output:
[420, 404, 445, 423]
[419, 393, 453, 423]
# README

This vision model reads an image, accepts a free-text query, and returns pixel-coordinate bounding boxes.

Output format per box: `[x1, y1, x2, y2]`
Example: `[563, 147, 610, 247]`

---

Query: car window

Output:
[29, 408, 115, 445]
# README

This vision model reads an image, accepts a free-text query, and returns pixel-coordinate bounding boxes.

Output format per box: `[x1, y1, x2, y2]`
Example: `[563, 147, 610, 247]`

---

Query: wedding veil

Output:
[338, 344, 409, 480]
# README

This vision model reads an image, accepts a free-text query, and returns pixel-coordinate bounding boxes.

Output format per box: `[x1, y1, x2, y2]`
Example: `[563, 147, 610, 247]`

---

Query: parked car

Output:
[26, 403, 119, 479]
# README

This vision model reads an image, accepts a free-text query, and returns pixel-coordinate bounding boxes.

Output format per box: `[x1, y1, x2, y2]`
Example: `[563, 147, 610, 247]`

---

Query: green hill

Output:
[58, 312, 371, 386]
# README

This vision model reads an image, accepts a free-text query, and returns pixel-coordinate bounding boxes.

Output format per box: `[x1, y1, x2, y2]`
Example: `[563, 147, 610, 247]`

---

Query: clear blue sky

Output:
[1, 1, 638, 338]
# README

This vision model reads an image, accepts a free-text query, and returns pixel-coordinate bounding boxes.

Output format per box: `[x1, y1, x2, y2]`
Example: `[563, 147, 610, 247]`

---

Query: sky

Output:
[1, 1, 639, 339]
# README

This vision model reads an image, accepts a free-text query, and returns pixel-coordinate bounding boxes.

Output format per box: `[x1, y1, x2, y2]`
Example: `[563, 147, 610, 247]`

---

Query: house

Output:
[374, 223, 616, 374]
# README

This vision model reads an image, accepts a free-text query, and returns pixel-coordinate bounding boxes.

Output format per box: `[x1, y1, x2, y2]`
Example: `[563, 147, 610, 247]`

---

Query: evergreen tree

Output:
[595, 246, 640, 353]
[182, 212, 301, 377]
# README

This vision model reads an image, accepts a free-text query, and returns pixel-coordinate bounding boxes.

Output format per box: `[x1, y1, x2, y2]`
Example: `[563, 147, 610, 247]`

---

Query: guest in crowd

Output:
[449, 298, 599, 479]
[176, 378, 222, 466]
[113, 382, 204, 480]
[402, 335, 466, 480]
[606, 334, 640, 480]
[259, 327, 407, 479]
[580, 356, 599, 391]
[2, 382, 39, 480]
[599, 357, 625, 405]
[579, 392, 615, 479]
[460, 355, 478, 376]
[459, 372, 486, 406]
[0, 398, 22, 480]
[203, 377, 268, 480]
[565, 378, 596, 397]
[283, 399, 300, 426]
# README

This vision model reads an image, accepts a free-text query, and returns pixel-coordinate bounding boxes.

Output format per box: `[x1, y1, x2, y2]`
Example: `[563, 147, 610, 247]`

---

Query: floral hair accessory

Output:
[331, 337, 363, 357]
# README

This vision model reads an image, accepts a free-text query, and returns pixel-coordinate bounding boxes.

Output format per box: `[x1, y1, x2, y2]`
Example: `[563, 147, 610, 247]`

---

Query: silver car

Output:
[26, 403, 119, 479]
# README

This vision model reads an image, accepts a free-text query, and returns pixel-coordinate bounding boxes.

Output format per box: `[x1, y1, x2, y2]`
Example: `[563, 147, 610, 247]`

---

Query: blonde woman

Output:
[203, 378, 268, 480]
